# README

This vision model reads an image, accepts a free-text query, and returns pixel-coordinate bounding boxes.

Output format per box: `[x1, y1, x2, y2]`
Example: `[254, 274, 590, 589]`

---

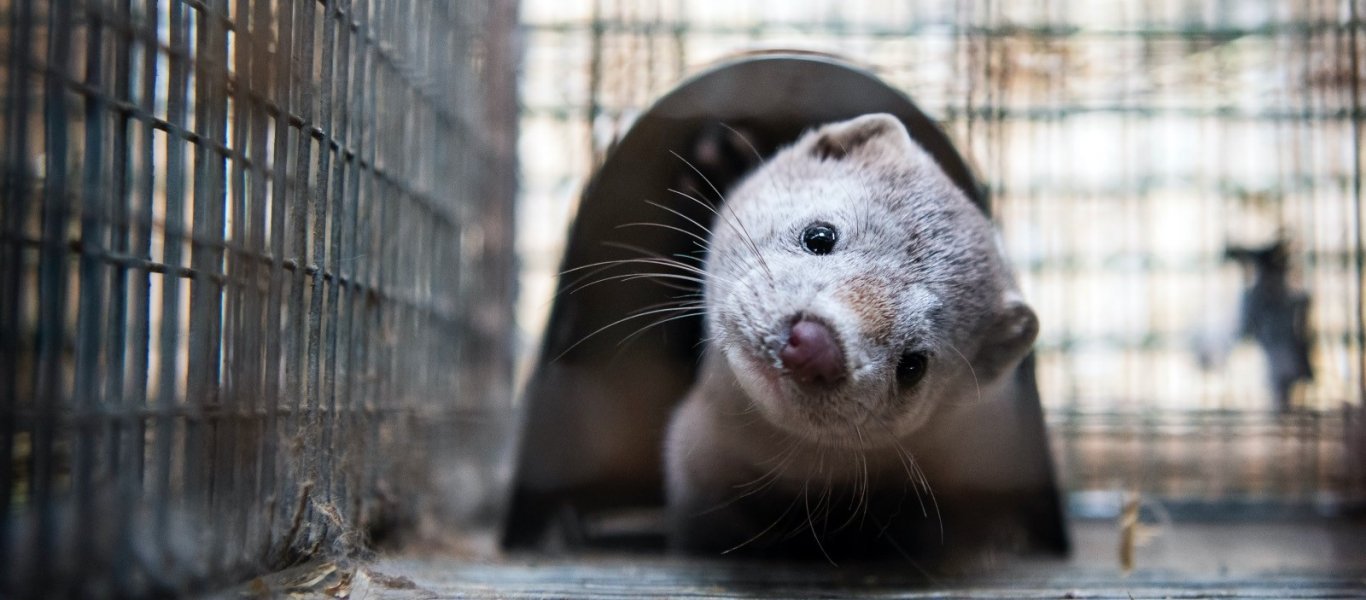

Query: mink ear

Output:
[809, 113, 923, 163]
[972, 298, 1039, 384]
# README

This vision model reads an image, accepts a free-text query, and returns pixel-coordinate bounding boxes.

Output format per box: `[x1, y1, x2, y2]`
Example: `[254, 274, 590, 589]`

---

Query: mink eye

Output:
[800, 222, 838, 255]
[896, 351, 929, 387]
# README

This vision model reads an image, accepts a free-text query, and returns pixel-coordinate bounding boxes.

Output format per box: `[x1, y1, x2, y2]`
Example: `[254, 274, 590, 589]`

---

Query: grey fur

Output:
[665, 114, 1042, 562]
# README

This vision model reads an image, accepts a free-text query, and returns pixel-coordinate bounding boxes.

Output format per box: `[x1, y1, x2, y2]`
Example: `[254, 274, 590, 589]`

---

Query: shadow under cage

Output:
[517, 0, 1366, 533]
[0, 0, 518, 595]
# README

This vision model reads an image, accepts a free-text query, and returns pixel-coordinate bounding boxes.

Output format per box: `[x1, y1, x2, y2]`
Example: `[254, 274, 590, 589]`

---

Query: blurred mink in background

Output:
[1226, 239, 1314, 413]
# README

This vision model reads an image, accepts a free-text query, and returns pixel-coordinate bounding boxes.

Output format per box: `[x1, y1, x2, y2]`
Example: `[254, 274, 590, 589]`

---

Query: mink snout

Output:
[779, 317, 847, 385]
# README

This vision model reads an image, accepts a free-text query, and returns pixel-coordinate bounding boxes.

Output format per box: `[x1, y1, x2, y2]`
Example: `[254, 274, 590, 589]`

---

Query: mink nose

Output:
[779, 318, 846, 385]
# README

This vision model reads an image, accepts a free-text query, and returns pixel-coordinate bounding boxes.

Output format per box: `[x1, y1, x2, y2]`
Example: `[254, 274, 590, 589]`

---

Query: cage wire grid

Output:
[2, 0, 1364, 594]
[1, 0, 518, 595]
[518, 0, 1366, 510]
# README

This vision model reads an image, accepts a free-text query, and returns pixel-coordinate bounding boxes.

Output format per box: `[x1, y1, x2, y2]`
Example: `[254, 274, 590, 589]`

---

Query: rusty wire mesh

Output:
[519, 0, 1365, 512]
[1, 0, 518, 594]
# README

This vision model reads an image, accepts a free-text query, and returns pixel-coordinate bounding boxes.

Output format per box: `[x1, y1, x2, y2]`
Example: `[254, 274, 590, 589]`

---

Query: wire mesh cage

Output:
[519, 0, 1366, 516]
[1, 0, 518, 595]
[3, 0, 1364, 594]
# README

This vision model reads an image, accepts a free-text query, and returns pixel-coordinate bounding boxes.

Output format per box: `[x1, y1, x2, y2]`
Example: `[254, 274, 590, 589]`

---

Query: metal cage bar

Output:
[0, 0, 519, 594]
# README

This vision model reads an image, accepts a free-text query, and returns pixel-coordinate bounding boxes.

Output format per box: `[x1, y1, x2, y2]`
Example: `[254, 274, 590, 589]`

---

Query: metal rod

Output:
[0, 0, 36, 585]
[34, 0, 75, 592]
[72, 0, 109, 582]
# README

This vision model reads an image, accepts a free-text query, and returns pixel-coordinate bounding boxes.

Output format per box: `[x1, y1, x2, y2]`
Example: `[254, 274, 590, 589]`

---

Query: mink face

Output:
[701, 114, 1035, 448]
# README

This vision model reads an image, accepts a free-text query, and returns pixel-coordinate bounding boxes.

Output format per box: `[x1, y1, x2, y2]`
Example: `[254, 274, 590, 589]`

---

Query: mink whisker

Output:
[947, 342, 982, 405]
[566, 271, 703, 295]
[803, 478, 837, 566]
[668, 151, 775, 284]
[616, 310, 708, 347]
[869, 418, 942, 542]
[719, 122, 766, 166]
[552, 305, 714, 362]
[701, 437, 801, 516]
[721, 493, 802, 556]
[616, 220, 713, 248]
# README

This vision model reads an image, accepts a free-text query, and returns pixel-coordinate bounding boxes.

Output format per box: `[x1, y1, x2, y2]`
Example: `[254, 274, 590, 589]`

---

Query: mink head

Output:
[702, 114, 1038, 447]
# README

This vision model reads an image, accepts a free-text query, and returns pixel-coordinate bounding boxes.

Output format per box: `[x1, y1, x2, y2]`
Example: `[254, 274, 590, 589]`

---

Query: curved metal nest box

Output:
[504, 53, 1065, 554]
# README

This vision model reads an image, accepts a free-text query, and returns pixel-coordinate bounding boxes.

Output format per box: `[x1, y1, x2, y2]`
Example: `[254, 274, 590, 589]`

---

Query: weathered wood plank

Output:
[218, 520, 1366, 599]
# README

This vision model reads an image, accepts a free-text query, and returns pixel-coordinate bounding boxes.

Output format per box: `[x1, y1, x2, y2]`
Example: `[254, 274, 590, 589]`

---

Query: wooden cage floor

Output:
[222, 518, 1366, 599]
